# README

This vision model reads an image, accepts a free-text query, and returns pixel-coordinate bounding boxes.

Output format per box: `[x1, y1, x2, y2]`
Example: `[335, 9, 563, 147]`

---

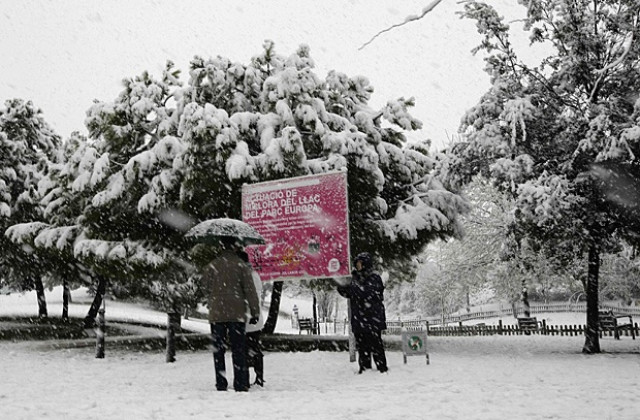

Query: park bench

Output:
[298, 318, 315, 334]
[598, 310, 635, 340]
[517, 317, 542, 333]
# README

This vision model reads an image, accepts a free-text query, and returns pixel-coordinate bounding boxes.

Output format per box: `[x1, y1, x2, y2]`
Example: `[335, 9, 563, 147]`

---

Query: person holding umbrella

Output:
[203, 237, 260, 392]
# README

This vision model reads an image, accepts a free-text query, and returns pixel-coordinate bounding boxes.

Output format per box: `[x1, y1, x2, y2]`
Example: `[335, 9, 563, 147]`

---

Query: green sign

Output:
[401, 330, 427, 356]
[401, 330, 429, 365]
[408, 335, 423, 351]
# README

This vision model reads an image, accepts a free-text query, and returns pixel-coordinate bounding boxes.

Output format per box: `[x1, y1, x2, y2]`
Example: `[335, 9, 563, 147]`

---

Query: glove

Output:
[333, 277, 350, 287]
[249, 316, 259, 325]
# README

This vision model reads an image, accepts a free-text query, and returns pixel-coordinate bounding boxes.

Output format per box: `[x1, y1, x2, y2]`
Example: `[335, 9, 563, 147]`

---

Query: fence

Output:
[306, 318, 639, 338]
[304, 303, 640, 337]
[427, 302, 640, 325]
[428, 320, 639, 338]
[384, 319, 429, 335]
[382, 318, 639, 338]
[313, 318, 349, 335]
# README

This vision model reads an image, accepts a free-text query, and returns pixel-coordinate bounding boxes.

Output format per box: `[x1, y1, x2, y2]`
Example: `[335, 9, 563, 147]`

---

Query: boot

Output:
[253, 355, 264, 386]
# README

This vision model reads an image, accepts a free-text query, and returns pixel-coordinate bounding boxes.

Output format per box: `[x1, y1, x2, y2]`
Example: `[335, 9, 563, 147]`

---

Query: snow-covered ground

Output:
[2, 288, 640, 420]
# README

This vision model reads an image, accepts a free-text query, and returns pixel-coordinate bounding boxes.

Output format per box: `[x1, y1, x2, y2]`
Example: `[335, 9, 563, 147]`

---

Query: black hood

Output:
[354, 252, 373, 270]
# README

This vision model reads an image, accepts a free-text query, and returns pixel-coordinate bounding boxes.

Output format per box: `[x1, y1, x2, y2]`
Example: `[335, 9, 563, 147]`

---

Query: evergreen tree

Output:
[0, 99, 61, 317]
[76, 62, 188, 313]
[175, 42, 467, 329]
[7, 132, 113, 321]
[8, 43, 467, 330]
[441, 1, 640, 353]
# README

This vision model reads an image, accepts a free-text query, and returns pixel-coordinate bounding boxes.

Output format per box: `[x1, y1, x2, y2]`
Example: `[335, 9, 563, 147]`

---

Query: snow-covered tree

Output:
[440, 1, 640, 353]
[172, 42, 468, 330]
[7, 64, 188, 324]
[407, 177, 520, 316]
[416, 259, 465, 322]
[599, 242, 640, 303]
[11, 132, 118, 321]
[77, 63, 190, 314]
[6, 43, 467, 331]
[0, 99, 61, 316]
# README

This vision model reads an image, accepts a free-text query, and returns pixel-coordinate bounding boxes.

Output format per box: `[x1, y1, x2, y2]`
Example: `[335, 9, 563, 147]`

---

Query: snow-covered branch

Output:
[593, 32, 634, 76]
[590, 31, 634, 102]
[359, 0, 445, 50]
[406, 174, 434, 189]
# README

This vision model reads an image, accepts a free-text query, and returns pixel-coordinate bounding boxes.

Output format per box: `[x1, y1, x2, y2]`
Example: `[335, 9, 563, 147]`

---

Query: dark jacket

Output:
[203, 248, 260, 323]
[337, 268, 387, 333]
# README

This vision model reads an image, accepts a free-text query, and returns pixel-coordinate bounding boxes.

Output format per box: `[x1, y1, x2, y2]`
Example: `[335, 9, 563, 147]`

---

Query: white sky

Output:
[1, 0, 543, 151]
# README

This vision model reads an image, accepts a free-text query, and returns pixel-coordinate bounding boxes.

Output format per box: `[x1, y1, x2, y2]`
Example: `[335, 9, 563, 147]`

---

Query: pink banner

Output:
[242, 171, 351, 281]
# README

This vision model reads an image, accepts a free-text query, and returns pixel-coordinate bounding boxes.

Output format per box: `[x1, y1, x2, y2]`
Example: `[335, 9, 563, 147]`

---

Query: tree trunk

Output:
[312, 292, 318, 334]
[95, 307, 105, 359]
[522, 279, 530, 318]
[84, 276, 107, 328]
[62, 280, 71, 322]
[262, 281, 283, 334]
[348, 299, 356, 362]
[166, 312, 181, 363]
[34, 277, 48, 318]
[582, 241, 601, 354]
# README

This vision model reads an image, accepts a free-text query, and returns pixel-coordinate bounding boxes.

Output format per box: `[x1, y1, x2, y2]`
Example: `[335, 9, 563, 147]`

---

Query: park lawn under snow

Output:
[1, 289, 640, 420]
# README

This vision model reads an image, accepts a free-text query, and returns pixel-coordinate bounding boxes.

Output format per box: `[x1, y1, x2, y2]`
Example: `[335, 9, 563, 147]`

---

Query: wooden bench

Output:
[517, 317, 541, 333]
[598, 310, 636, 340]
[298, 318, 315, 335]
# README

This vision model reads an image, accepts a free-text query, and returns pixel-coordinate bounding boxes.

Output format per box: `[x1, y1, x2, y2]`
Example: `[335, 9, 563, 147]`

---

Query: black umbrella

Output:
[185, 218, 265, 246]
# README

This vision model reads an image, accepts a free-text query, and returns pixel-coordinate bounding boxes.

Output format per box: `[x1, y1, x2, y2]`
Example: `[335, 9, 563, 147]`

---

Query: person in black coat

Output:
[337, 252, 388, 373]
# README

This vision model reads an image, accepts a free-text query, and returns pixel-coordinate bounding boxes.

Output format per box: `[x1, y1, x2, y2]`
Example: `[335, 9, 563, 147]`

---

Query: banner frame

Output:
[241, 170, 351, 283]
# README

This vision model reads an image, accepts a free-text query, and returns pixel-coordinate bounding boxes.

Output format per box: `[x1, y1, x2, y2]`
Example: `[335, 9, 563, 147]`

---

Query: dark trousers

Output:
[354, 329, 387, 372]
[210, 322, 249, 391]
[246, 331, 264, 386]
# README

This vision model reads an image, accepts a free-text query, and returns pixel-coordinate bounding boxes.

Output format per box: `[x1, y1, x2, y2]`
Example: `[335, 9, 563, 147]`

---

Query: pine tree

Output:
[9, 43, 467, 329]
[0, 99, 61, 317]
[77, 62, 188, 313]
[441, 1, 640, 353]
